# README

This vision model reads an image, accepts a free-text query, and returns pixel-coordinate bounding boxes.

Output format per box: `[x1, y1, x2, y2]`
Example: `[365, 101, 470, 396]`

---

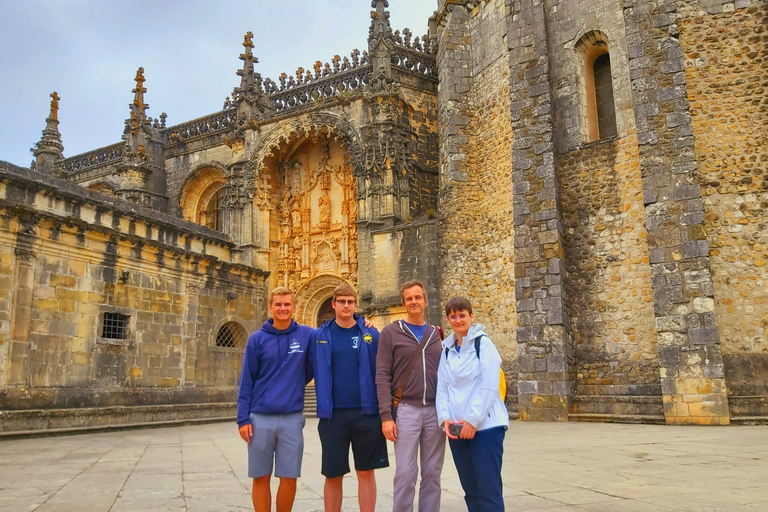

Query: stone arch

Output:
[87, 182, 116, 197]
[294, 274, 351, 327]
[178, 164, 227, 226]
[247, 111, 365, 189]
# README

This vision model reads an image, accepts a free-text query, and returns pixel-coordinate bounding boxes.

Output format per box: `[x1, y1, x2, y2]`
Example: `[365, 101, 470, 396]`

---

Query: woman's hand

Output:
[443, 420, 460, 440]
[459, 421, 476, 440]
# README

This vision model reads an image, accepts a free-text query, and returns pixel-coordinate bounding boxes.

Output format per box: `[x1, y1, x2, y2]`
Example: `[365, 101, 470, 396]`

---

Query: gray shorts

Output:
[248, 412, 305, 479]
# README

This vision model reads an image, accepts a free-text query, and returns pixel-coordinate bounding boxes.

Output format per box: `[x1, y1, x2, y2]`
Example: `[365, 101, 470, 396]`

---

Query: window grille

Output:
[593, 53, 617, 139]
[216, 322, 247, 349]
[102, 312, 129, 340]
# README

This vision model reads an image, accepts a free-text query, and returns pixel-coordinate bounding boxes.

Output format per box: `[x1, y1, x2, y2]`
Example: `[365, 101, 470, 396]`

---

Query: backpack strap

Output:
[474, 334, 483, 359]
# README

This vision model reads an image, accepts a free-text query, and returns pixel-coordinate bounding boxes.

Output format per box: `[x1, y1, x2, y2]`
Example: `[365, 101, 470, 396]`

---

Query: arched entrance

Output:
[295, 275, 350, 327]
[316, 297, 335, 326]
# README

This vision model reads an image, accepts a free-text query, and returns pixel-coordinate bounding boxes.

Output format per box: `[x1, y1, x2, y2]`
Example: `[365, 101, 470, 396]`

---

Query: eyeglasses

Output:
[334, 299, 356, 306]
[448, 313, 470, 321]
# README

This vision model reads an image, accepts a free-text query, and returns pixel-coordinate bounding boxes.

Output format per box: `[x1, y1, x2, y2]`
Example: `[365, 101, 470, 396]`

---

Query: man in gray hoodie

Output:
[375, 280, 446, 512]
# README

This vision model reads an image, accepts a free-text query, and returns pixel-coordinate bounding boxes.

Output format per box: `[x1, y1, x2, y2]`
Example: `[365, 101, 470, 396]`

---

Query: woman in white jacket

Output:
[436, 296, 508, 512]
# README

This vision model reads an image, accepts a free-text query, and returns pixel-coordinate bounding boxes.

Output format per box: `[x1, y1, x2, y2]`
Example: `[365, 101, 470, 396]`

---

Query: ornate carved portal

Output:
[254, 130, 358, 325]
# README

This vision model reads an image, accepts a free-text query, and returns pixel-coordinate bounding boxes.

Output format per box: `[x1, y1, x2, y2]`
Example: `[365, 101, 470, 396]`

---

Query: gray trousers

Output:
[392, 403, 446, 512]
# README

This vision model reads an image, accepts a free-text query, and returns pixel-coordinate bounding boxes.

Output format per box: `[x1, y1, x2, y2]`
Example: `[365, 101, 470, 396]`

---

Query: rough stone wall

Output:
[622, 0, 731, 424]
[0, 163, 266, 412]
[539, 0, 661, 417]
[437, 0, 518, 388]
[679, 2, 768, 413]
[560, 137, 661, 414]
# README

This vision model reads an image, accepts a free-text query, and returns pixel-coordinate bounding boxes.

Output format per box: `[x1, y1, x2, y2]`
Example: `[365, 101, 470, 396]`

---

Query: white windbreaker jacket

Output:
[436, 323, 509, 431]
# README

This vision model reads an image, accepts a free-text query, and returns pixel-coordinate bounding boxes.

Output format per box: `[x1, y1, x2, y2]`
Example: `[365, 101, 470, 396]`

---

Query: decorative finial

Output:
[369, 0, 392, 39]
[49, 92, 60, 121]
[243, 31, 254, 50]
[32, 92, 64, 174]
[231, 31, 273, 124]
[128, 67, 149, 128]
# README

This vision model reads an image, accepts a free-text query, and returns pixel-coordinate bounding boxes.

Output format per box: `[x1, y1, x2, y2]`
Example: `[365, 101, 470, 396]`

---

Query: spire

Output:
[231, 32, 273, 122]
[367, 0, 395, 85]
[127, 67, 149, 132]
[32, 92, 64, 174]
[369, 0, 393, 40]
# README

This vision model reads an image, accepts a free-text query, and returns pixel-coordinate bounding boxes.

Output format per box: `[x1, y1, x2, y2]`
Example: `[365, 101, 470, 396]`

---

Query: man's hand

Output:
[239, 424, 252, 443]
[382, 420, 397, 442]
[459, 421, 476, 440]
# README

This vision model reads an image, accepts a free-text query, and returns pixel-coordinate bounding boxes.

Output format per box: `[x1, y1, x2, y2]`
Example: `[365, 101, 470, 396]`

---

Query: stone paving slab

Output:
[0, 420, 766, 511]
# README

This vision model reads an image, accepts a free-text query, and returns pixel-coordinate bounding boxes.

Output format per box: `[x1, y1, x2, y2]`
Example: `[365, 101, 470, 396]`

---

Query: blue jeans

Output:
[448, 426, 505, 512]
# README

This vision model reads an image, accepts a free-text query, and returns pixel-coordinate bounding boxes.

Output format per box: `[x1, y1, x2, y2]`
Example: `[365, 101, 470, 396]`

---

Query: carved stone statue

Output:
[50, 92, 60, 121]
[319, 192, 331, 230]
[291, 198, 302, 233]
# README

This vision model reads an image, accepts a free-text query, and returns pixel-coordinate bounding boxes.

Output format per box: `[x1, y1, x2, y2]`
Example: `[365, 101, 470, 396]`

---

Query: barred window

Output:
[216, 322, 248, 349]
[593, 53, 617, 140]
[102, 312, 129, 340]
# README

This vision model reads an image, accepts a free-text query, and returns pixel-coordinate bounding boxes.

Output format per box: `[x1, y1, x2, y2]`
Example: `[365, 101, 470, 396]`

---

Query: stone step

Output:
[571, 394, 664, 418]
[569, 413, 665, 424]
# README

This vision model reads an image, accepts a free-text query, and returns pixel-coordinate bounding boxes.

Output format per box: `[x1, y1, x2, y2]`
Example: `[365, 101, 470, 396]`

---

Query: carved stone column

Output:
[182, 280, 201, 387]
[8, 231, 37, 386]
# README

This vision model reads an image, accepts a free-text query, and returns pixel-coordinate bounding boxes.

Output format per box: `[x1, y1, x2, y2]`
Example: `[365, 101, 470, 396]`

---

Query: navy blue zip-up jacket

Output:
[310, 315, 380, 419]
[237, 319, 313, 427]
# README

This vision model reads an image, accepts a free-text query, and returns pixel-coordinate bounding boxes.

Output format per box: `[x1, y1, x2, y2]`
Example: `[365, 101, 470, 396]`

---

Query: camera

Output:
[448, 423, 463, 437]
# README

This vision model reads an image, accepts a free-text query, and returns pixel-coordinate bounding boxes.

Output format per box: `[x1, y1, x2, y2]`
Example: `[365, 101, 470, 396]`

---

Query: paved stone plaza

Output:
[1, 419, 766, 511]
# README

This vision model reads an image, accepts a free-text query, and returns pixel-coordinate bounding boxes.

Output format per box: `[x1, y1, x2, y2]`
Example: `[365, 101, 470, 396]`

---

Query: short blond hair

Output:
[332, 284, 358, 301]
[269, 286, 295, 305]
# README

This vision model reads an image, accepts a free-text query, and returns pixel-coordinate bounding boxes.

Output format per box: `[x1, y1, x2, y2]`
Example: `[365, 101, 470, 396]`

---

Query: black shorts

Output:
[318, 408, 389, 478]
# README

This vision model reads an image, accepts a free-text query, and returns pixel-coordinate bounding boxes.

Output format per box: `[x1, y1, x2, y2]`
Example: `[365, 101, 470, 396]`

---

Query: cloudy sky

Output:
[0, 0, 437, 167]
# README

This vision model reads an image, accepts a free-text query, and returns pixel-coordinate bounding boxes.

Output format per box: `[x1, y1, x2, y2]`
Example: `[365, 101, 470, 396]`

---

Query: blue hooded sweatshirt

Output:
[236, 319, 313, 427]
[310, 315, 380, 419]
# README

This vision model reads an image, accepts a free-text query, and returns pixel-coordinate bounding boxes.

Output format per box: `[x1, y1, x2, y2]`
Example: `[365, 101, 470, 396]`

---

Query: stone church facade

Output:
[0, 0, 766, 432]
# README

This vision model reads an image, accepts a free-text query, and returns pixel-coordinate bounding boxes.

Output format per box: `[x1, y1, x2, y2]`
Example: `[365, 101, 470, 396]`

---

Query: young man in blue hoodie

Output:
[237, 286, 313, 512]
[311, 283, 388, 512]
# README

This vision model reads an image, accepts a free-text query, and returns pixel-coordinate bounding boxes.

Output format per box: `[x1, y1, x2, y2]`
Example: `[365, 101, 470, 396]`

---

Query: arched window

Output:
[592, 53, 617, 140]
[576, 31, 618, 142]
[202, 187, 226, 231]
[179, 166, 226, 231]
[88, 183, 115, 197]
[215, 321, 248, 349]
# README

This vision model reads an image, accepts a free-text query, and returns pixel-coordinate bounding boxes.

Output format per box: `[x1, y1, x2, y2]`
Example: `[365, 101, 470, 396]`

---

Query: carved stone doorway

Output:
[316, 297, 335, 326]
[295, 275, 350, 327]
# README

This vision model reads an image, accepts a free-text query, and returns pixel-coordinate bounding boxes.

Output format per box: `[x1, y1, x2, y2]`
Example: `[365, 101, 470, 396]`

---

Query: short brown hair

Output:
[444, 296, 473, 316]
[269, 286, 295, 305]
[332, 283, 358, 302]
[399, 280, 427, 305]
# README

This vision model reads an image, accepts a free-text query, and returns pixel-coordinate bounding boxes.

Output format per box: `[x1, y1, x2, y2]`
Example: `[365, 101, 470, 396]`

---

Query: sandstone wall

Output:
[680, 2, 768, 416]
[0, 163, 267, 419]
